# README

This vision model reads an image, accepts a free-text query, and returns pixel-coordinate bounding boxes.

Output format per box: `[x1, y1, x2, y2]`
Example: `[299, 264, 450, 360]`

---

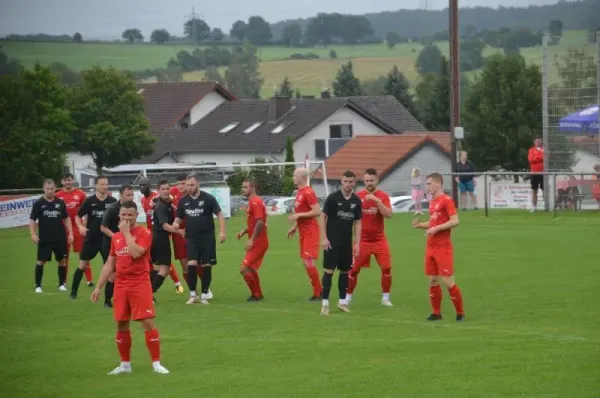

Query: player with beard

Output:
[70, 176, 117, 301]
[139, 178, 184, 294]
[319, 171, 362, 315]
[55, 173, 93, 286]
[29, 179, 74, 293]
[173, 174, 225, 305]
[346, 168, 394, 307]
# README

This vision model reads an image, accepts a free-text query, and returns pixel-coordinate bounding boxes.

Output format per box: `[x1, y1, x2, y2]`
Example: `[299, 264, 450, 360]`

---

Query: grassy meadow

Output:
[1, 30, 596, 97]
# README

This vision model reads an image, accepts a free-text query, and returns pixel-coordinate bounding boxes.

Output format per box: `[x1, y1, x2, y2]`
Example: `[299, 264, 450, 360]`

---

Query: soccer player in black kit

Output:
[319, 171, 362, 315]
[29, 179, 74, 293]
[100, 184, 135, 307]
[150, 180, 184, 295]
[173, 174, 226, 305]
[70, 176, 117, 300]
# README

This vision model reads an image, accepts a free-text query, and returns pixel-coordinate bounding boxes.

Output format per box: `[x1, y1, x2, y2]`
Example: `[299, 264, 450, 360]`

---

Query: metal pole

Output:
[541, 35, 550, 211]
[449, 0, 460, 207]
[552, 173, 557, 218]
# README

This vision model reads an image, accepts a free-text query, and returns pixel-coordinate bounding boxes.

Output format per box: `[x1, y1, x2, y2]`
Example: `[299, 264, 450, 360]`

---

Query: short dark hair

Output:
[157, 179, 170, 189]
[186, 173, 198, 181]
[342, 170, 356, 179]
[119, 184, 133, 194]
[364, 168, 378, 177]
[243, 178, 257, 188]
[62, 173, 74, 179]
[95, 176, 108, 184]
[43, 178, 56, 187]
[120, 201, 138, 210]
[176, 173, 188, 182]
[426, 172, 444, 185]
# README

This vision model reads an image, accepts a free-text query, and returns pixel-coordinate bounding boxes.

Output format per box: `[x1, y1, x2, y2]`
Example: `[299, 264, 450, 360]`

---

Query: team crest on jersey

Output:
[55, 203, 60, 209]
[350, 203, 356, 209]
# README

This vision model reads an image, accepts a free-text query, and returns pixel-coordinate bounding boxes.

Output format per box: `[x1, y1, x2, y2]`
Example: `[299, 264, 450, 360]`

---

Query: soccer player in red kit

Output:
[287, 168, 322, 301]
[91, 201, 169, 375]
[55, 173, 94, 286]
[139, 178, 184, 294]
[346, 168, 394, 307]
[412, 173, 465, 321]
[236, 178, 268, 301]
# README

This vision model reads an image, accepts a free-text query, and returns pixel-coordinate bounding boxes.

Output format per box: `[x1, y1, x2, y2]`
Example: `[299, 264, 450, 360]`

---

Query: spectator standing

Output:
[455, 151, 477, 211]
[527, 137, 544, 212]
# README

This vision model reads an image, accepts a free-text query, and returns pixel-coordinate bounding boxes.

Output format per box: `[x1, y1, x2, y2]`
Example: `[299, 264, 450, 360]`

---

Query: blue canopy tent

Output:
[559, 104, 599, 134]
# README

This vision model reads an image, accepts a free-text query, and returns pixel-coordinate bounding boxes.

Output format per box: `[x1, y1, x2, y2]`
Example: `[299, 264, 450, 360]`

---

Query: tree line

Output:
[0, 46, 155, 189]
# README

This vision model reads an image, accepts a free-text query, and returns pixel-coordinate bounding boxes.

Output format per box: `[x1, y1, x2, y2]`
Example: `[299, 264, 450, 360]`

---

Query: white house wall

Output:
[378, 146, 451, 195]
[189, 92, 228, 125]
[293, 108, 388, 160]
[66, 153, 96, 181]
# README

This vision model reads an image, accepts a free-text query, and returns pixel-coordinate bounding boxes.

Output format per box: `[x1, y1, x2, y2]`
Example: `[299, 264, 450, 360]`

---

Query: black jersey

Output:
[101, 200, 123, 244]
[153, 197, 175, 237]
[30, 196, 69, 242]
[322, 190, 362, 246]
[176, 191, 221, 238]
[77, 194, 117, 242]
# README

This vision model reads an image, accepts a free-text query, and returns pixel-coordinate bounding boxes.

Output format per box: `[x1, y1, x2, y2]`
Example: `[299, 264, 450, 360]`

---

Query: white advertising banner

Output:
[488, 182, 545, 209]
[0, 186, 232, 229]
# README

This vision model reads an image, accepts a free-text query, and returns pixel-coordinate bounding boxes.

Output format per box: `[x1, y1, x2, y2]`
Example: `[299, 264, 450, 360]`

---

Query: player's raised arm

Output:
[375, 194, 393, 219]
[121, 221, 151, 259]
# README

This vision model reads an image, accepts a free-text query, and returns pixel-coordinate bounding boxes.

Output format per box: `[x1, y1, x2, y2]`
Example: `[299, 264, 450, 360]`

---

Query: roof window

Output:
[219, 122, 240, 133]
[244, 122, 263, 133]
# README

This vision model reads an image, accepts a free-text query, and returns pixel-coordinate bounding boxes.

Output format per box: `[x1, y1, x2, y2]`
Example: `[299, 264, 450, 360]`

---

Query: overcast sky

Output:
[1, 0, 561, 38]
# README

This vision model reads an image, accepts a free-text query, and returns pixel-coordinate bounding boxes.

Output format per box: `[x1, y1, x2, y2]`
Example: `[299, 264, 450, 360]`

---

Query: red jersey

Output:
[169, 186, 186, 228]
[110, 226, 153, 287]
[56, 189, 86, 235]
[427, 194, 456, 247]
[528, 147, 544, 172]
[294, 186, 319, 236]
[357, 189, 391, 242]
[140, 191, 158, 229]
[246, 195, 268, 244]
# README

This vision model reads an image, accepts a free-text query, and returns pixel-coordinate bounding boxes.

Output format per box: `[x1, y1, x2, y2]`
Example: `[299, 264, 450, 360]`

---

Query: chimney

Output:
[268, 96, 291, 122]
[321, 89, 331, 99]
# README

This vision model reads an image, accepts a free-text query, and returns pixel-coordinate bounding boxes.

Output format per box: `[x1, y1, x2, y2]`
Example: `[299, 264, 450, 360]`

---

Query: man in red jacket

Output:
[528, 137, 544, 212]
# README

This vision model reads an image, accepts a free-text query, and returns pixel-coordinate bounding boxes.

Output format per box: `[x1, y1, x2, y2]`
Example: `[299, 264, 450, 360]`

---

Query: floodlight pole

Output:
[449, 0, 460, 206]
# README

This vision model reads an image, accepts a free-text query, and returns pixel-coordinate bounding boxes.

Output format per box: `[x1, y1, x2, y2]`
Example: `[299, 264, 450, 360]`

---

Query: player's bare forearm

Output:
[75, 216, 84, 229]
[63, 218, 73, 235]
[375, 199, 393, 218]
[434, 215, 460, 232]
[417, 221, 430, 229]
[28, 219, 37, 236]
[100, 225, 114, 238]
[162, 223, 180, 234]
[319, 213, 327, 239]
[95, 257, 116, 289]
[251, 220, 264, 240]
[217, 212, 226, 235]
[353, 220, 362, 240]
[124, 232, 145, 258]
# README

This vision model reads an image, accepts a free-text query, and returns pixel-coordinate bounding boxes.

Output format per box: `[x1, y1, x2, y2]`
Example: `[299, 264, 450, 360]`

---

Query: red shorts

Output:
[424, 245, 454, 276]
[172, 234, 187, 260]
[354, 239, 391, 269]
[113, 282, 155, 322]
[299, 233, 319, 260]
[242, 242, 269, 270]
[67, 234, 84, 253]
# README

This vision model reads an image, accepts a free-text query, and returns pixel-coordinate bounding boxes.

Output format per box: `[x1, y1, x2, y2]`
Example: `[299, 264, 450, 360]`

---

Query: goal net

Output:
[134, 159, 329, 217]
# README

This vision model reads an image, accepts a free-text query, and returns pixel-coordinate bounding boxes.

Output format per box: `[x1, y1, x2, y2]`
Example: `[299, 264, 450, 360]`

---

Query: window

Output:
[244, 122, 262, 133]
[219, 122, 240, 133]
[329, 124, 353, 139]
[180, 122, 189, 129]
[314, 140, 326, 159]
[271, 123, 287, 134]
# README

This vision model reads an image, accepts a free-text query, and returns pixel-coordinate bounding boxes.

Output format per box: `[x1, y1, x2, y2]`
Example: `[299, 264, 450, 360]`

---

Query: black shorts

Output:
[151, 235, 172, 266]
[323, 244, 353, 272]
[37, 241, 67, 262]
[80, 240, 108, 263]
[531, 175, 544, 190]
[187, 235, 217, 266]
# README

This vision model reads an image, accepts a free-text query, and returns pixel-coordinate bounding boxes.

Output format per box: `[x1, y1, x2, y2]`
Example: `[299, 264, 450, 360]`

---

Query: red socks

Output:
[145, 329, 161, 362]
[243, 271, 257, 296]
[84, 267, 93, 283]
[250, 269, 262, 297]
[448, 284, 464, 315]
[116, 330, 132, 362]
[347, 266, 361, 294]
[305, 265, 322, 297]
[168, 264, 180, 284]
[429, 285, 442, 315]
[381, 268, 392, 293]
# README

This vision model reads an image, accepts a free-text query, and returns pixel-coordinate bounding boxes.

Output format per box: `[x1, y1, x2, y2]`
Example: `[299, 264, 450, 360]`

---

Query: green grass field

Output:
[2, 30, 596, 97]
[1, 211, 599, 397]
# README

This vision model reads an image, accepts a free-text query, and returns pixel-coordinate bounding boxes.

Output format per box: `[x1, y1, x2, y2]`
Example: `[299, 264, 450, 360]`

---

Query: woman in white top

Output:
[410, 168, 424, 215]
